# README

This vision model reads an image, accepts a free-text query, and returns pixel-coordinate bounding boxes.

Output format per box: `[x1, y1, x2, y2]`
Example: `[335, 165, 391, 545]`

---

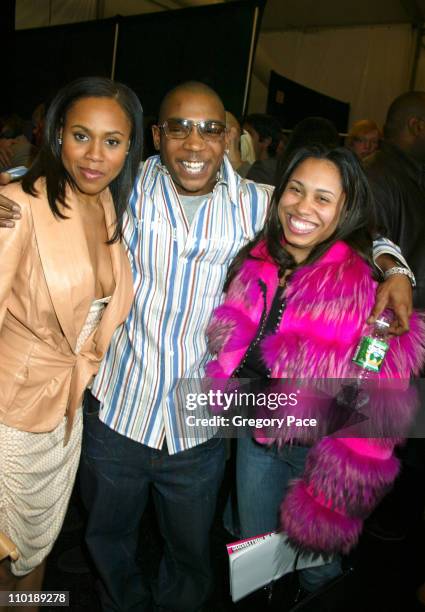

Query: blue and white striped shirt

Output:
[92, 155, 412, 454]
[92, 155, 272, 453]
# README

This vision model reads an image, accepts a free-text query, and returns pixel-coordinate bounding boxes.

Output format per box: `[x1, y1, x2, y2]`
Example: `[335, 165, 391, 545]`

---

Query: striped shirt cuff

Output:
[372, 236, 416, 286]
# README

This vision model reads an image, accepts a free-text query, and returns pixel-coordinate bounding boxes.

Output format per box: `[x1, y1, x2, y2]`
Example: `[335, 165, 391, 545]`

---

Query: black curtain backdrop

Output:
[115, 0, 262, 119]
[12, 19, 116, 117]
[9, 0, 263, 121]
[0, 0, 16, 114]
[267, 70, 350, 133]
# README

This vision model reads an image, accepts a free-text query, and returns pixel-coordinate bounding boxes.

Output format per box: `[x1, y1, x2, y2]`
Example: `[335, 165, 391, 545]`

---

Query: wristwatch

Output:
[383, 266, 416, 287]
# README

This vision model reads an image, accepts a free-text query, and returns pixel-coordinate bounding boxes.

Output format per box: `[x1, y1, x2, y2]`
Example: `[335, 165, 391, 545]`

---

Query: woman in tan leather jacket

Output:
[0, 76, 142, 603]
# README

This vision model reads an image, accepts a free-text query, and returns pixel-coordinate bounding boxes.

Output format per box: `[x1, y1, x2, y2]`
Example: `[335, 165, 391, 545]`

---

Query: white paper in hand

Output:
[227, 531, 328, 602]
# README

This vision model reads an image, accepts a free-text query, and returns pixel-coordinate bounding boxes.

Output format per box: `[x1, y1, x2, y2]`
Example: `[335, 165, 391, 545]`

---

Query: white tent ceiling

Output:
[262, 0, 425, 30]
[15, 0, 425, 30]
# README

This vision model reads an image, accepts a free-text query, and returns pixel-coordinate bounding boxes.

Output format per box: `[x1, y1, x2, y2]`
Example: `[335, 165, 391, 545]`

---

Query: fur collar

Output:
[207, 240, 425, 380]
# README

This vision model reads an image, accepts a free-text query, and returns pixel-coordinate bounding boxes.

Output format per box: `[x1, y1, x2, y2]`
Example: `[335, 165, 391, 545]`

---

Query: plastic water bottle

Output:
[337, 314, 392, 410]
[352, 313, 392, 378]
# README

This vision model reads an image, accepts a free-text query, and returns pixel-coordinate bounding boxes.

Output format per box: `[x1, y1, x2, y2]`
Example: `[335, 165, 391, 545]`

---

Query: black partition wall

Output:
[7, 0, 264, 120]
[267, 70, 350, 133]
[0, 0, 16, 114]
[12, 19, 116, 117]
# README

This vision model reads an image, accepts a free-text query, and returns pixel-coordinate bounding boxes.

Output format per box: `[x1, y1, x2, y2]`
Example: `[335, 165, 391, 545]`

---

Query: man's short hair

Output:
[384, 91, 425, 139]
[158, 81, 225, 122]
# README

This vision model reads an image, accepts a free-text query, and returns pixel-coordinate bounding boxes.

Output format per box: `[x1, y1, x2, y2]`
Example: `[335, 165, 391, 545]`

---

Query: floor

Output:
[42, 460, 425, 612]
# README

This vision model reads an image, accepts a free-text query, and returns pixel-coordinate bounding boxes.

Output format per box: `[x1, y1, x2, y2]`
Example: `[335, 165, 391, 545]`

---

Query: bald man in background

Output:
[364, 92, 425, 308]
[225, 110, 253, 177]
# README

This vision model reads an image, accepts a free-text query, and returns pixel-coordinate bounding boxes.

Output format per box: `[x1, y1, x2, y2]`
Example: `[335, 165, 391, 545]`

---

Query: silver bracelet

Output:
[383, 266, 415, 287]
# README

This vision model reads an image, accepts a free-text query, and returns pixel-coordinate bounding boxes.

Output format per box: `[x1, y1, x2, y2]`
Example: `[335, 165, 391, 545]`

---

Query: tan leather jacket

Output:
[0, 180, 133, 442]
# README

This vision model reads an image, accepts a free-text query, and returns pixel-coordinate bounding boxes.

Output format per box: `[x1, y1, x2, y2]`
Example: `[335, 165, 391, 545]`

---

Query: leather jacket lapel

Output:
[29, 186, 94, 351]
[89, 189, 133, 355]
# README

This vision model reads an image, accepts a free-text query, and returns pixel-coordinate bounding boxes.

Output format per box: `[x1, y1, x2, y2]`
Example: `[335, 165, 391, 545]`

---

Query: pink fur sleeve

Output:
[280, 436, 400, 555]
[280, 312, 425, 556]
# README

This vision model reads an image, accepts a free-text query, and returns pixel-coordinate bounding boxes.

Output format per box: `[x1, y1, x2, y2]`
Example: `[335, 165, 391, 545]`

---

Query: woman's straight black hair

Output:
[22, 76, 144, 242]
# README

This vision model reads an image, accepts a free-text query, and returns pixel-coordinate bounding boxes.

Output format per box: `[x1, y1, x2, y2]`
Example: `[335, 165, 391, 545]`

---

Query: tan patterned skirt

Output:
[0, 410, 82, 575]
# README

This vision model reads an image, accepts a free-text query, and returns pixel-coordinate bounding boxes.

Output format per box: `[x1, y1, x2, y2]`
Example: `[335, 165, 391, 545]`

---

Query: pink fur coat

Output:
[206, 240, 425, 555]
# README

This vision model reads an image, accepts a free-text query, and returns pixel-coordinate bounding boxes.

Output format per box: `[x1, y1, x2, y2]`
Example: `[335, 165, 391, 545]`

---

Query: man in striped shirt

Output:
[80, 81, 269, 612]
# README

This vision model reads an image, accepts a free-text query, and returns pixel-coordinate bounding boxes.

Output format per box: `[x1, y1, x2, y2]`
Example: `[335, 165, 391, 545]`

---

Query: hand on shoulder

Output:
[0, 181, 23, 227]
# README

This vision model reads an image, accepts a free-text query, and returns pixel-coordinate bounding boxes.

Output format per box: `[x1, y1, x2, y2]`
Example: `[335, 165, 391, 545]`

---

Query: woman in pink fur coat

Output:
[206, 146, 425, 593]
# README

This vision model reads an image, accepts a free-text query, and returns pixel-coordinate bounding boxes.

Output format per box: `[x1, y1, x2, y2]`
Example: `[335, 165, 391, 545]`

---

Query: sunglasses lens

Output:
[164, 119, 189, 139]
[200, 121, 226, 141]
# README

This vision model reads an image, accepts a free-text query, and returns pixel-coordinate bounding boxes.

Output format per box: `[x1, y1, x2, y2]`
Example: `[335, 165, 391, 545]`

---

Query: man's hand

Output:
[0, 139, 16, 167]
[0, 192, 21, 227]
[0, 172, 12, 186]
[367, 274, 413, 335]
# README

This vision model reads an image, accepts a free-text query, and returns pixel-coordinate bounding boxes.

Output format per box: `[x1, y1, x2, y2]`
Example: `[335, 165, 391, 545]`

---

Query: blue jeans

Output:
[80, 392, 226, 612]
[236, 437, 342, 592]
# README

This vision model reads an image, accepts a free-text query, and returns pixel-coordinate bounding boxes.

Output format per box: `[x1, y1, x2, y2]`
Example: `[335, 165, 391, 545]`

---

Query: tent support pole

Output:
[409, 25, 424, 90]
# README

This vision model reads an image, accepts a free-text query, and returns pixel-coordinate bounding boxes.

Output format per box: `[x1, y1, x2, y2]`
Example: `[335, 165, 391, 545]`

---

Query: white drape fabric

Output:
[250, 24, 415, 127]
[16, 0, 98, 29]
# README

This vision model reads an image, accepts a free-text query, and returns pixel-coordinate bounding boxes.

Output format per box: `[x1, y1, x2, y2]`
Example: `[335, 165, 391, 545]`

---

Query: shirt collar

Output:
[145, 154, 240, 206]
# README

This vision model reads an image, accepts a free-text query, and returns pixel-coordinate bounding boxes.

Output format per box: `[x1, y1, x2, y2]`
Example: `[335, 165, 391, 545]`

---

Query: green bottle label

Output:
[352, 336, 389, 372]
